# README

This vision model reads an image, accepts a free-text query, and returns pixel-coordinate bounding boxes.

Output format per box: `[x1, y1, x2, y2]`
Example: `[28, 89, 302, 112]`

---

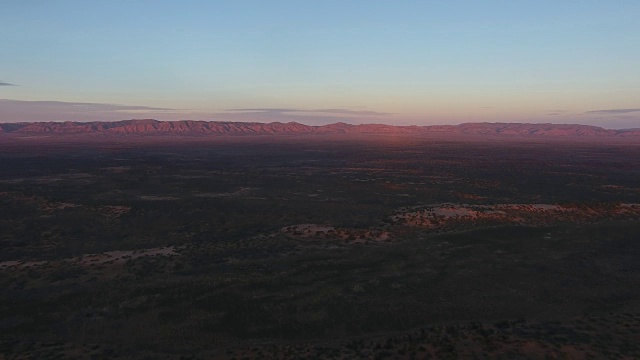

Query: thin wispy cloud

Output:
[219, 107, 393, 125]
[0, 100, 392, 125]
[313, 108, 393, 116]
[217, 109, 351, 124]
[586, 108, 640, 115]
[547, 110, 568, 116]
[0, 99, 176, 112]
[0, 81, 16, 86]
[225, 108, 392, 116]
[0, 99, 191, 122]
[612, 115, 640, 119]
[226, 108, 300, 114]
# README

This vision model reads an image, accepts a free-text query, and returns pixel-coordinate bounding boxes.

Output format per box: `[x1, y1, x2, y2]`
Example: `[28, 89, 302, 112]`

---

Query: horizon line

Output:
[1, 118, 639, 132]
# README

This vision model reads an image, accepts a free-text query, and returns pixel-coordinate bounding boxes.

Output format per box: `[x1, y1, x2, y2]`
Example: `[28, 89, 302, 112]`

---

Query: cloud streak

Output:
[586, 108, 640, 115]
[547, 110, 569, 116]
[0, 81, 16, 86]
[225, 108, 392, 116]
[0, 99, 191, 122]
[0, 99, 176, 111]
[214, 111, 356, 125]
[0, 100, 393, 125]
[313, 108, 393, 116]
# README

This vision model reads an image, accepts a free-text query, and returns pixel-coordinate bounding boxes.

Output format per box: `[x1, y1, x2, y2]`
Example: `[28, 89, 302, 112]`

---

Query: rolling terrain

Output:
[1, 130, 640, 358]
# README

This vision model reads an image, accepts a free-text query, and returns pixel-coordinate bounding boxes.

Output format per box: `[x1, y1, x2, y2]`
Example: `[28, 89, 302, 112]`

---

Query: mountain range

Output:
[1, 119, 639, 137]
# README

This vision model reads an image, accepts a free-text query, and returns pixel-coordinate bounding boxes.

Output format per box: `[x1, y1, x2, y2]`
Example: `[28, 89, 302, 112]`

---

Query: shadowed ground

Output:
[1, 134, 639, 358]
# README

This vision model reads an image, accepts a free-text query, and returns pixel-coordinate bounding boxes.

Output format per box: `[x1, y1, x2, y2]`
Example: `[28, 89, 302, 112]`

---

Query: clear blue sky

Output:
[1, 0, 639, 127]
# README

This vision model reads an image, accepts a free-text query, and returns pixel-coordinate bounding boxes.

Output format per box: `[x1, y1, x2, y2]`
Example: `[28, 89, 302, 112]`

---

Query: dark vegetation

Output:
[1, 134, 640, 358]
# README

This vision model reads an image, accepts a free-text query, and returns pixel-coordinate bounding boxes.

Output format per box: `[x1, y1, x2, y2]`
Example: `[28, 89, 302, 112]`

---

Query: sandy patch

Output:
[282, 224, 335, 236]
[72, 246, 178, 266]
[281, 224, 392, 243]
[97, 205, 131, 217]
[194, 187, 254, 198]
[0, 260, 47, 269]
[0, 246, 179, 270]
[391, 202, 640, 229]
[432, 207, 478, 217]
[138, 196, 179, 201]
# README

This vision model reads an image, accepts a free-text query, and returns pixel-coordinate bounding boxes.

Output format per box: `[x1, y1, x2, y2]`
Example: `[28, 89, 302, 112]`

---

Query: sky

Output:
[1, 1, 639, 128]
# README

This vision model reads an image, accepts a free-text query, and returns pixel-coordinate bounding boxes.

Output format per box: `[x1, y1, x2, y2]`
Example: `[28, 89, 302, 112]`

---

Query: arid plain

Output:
[2, 126, 640, 359]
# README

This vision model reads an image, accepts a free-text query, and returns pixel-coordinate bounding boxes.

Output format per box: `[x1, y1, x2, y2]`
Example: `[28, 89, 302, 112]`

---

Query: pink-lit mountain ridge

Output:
[1, 119, 639, 137]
